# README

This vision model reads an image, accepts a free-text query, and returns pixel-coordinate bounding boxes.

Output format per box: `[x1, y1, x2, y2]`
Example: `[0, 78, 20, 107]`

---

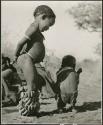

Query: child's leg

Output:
[70, 91, 78, 112]
[17, 54, 40, 116]
[57, 94, 66, 110]
[21, 55, 38, 95]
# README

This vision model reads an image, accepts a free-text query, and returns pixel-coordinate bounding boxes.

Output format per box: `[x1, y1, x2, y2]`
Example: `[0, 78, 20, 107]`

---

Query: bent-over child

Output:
[13, 5, 56, 116]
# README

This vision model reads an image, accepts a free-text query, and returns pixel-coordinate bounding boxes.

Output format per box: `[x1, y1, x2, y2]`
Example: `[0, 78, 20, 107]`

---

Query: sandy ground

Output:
[1, 83, 102, 124]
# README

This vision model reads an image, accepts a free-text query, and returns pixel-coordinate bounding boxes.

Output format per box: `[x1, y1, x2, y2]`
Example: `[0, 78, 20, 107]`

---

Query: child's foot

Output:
[67, 105, 72, 111]
[57, 108, 64, 113]
[72, 108, 77, 113]
[67, 105, 77, 113]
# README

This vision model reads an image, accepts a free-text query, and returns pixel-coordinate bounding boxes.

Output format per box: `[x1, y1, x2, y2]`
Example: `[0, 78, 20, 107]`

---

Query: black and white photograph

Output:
[1, 0, 102, 124]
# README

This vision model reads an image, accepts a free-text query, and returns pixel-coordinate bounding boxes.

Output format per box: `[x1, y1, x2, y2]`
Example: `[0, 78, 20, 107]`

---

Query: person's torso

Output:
[21, 30, 45, 62]
[56, 67, 78, 93]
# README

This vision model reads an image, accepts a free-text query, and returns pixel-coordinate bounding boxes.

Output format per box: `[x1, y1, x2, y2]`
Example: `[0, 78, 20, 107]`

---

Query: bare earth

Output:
[1, 83, 102, 124]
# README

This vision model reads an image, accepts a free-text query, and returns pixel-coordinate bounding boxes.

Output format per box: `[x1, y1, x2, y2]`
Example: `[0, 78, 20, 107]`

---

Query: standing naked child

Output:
[55, 55, 82, 113]
[13, 5, 56, 116]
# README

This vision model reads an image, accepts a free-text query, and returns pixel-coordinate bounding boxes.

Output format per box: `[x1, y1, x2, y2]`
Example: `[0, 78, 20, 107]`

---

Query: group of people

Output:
[2, 5, 82, 116]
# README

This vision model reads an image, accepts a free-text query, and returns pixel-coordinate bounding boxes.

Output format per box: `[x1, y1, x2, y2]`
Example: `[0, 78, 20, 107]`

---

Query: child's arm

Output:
[13, 37, 29, 63]
[76, 68, 82, 84]
[14, 23, 38, 62]
[77, 68, 82, 75]
[14, 37, 29, 58]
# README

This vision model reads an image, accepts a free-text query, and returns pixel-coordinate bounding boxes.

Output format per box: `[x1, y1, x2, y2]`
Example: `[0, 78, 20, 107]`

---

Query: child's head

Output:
[61, 55, 76, 69]
[33, 5, 56, 32]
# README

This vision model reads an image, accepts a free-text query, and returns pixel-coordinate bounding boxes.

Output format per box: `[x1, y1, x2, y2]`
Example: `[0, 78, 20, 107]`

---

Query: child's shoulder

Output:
[29, 22, 37, 29]
[25, 22, 38, 37]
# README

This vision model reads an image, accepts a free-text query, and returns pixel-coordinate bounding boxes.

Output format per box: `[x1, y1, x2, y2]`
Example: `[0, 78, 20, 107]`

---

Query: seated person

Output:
[55, 55, 82, 112]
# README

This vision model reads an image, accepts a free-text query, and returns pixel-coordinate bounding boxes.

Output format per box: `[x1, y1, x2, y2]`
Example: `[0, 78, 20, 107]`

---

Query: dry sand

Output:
[1, 83, 102, 124]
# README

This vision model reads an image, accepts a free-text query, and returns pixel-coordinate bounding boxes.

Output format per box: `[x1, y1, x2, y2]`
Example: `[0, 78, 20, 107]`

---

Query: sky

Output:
[1, 1, 101, 61]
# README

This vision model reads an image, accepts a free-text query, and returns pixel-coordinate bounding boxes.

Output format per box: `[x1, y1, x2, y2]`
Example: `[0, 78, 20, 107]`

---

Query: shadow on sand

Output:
[40, 102, 52, 105]
[2, 107, 18, 114]
[75, 101, 101, 112]
[2, 101, 101, 117]
[37, 101, 101, 117]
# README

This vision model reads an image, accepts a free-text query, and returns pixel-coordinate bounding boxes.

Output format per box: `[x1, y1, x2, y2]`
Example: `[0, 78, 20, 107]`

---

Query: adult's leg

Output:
[2, 69, 13, 96]
[2, 69, 17, 103]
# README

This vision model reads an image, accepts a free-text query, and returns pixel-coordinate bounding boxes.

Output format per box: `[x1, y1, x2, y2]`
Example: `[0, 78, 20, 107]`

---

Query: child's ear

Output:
[42, 15, 47, 20]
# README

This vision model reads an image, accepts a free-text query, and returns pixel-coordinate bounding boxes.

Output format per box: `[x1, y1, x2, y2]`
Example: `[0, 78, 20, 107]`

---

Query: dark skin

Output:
[56, 67, 82, 112]
[13, 15, 55, 98]
[14, 37, 29, 61]
[2, 56, 17, 103]
[14, 14, 55, 60]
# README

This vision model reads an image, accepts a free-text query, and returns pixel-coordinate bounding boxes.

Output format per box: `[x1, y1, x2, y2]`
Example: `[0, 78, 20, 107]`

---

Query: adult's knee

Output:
[2, 69, 13, 79]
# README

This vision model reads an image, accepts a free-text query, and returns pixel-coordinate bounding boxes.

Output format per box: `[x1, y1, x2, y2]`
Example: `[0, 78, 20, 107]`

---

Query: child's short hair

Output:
[33, 5, 56, 18]
[61, 55, 76, 68]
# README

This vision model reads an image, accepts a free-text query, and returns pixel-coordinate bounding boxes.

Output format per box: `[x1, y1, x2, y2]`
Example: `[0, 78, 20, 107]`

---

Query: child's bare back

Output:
[55, 55, 82, 113]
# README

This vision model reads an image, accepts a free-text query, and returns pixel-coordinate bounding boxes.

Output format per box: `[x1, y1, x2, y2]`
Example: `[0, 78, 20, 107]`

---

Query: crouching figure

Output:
[55, 55, 82, 113]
